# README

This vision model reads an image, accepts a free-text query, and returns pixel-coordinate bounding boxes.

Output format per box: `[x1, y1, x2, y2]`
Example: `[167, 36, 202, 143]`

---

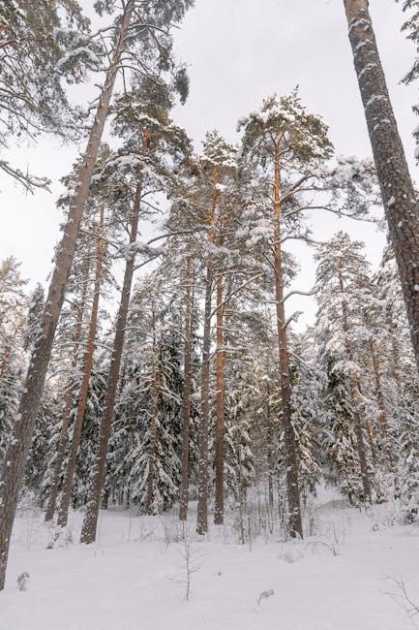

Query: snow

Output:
[349, 18, 371, 34]
[1, 496, 419, 630]
[366, 95, 387, 109]
[358, 63, 378, 80]
[56, 46, 101, 71]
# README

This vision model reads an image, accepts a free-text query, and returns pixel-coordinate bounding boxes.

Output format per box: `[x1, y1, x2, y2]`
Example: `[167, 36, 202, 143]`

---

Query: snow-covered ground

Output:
[2, 495, 419, 630]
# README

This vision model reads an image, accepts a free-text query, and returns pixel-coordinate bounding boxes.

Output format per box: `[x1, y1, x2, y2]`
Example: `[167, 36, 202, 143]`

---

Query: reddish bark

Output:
[44, 252, 91, 523]
[57, 208, 106, 529]
[80, 184, 141, 544]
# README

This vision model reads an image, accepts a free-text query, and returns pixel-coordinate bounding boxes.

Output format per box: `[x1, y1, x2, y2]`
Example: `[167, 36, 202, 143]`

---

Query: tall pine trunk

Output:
[196, 177, 220, 535]
[57, 208, 106, 529]
[44, 252, 91, 523]
[214, 273, 225, 525]
[273, 154, 303, 539]
[343, 0, 419, 370]
[0, 7, 133, 589]
[179, 257, 194, 521]
[80, 184, 141, 544]
[196, 265, 212, 535]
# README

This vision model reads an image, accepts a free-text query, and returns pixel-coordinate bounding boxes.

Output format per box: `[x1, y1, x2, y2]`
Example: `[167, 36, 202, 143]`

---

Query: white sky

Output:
[0, 0, 416, 327]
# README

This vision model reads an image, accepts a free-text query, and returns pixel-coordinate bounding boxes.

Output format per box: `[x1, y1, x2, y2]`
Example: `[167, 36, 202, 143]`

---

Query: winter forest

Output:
[1, 0, 419, 628]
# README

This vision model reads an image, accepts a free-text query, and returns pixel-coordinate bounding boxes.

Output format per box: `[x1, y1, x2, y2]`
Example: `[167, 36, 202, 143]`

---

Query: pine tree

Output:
[57, 205, 107, 528]
[238, 92, 333, 538]
[80, 77, 192, 544]
[343, 0, 419, 380]
[0, 0, 194, 586]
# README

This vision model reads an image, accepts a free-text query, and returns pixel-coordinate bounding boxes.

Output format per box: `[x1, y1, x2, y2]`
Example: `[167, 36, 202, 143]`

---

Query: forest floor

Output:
[1, 492, 419, 630]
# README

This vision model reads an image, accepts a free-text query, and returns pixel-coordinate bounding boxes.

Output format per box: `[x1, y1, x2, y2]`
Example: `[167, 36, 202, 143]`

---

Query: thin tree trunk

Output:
[196, 264, 212, 535]
[179, 257, 194, 521]
[0, 5, 134, 590]
[214, 273, 225, 525]
[343, 0, 419, 371]
[80, 183, 141, 544]
[44, 253, 91, 523]
[196, 176, 220, 535]
[57, 208, 106, 529]
[273, 153, 303, 539]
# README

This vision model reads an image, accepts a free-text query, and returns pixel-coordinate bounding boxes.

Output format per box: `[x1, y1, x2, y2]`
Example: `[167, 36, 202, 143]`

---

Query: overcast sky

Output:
[0, 0, 416, 327]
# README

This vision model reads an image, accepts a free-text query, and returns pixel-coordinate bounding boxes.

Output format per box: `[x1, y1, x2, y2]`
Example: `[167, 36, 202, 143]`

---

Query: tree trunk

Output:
[273, 154, 303, 539]
[80, 184, 141, 544]
[214, 273, 225, 525]
[179, 257, 194, 521]
[0, 7, 134, 589]
[44, 251, 91, 523]
[196, 264, 212, 535]
[57, 208, 106, 529]
[196, 175, 220, 535]
[343, 0, 419, 371]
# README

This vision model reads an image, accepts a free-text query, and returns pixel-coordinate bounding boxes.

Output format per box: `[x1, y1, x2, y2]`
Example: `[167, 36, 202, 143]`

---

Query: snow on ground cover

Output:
[1, 498, 419, 630]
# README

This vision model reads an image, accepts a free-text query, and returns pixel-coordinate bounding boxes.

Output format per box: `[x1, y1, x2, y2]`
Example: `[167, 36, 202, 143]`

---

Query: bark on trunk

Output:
[214, 274, 225, 525]
[0, 7, 133, 589]
[179, 257, 195, 522]
[273, 154, 303, 539]
[196, 176, 220, 535]
[80, 184, 141, 545]
[343, 0, 419, 371]
[196, 264, 212, 535]
[44, 252, 91, 523]
[57, 208, 106, 529]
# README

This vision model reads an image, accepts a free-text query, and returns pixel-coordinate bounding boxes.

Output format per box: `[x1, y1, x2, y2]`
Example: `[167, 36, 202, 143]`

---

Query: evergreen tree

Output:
[0, 0, 101, 190]
[314, 232, 378, 501]
[343, 0, 419, 382]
